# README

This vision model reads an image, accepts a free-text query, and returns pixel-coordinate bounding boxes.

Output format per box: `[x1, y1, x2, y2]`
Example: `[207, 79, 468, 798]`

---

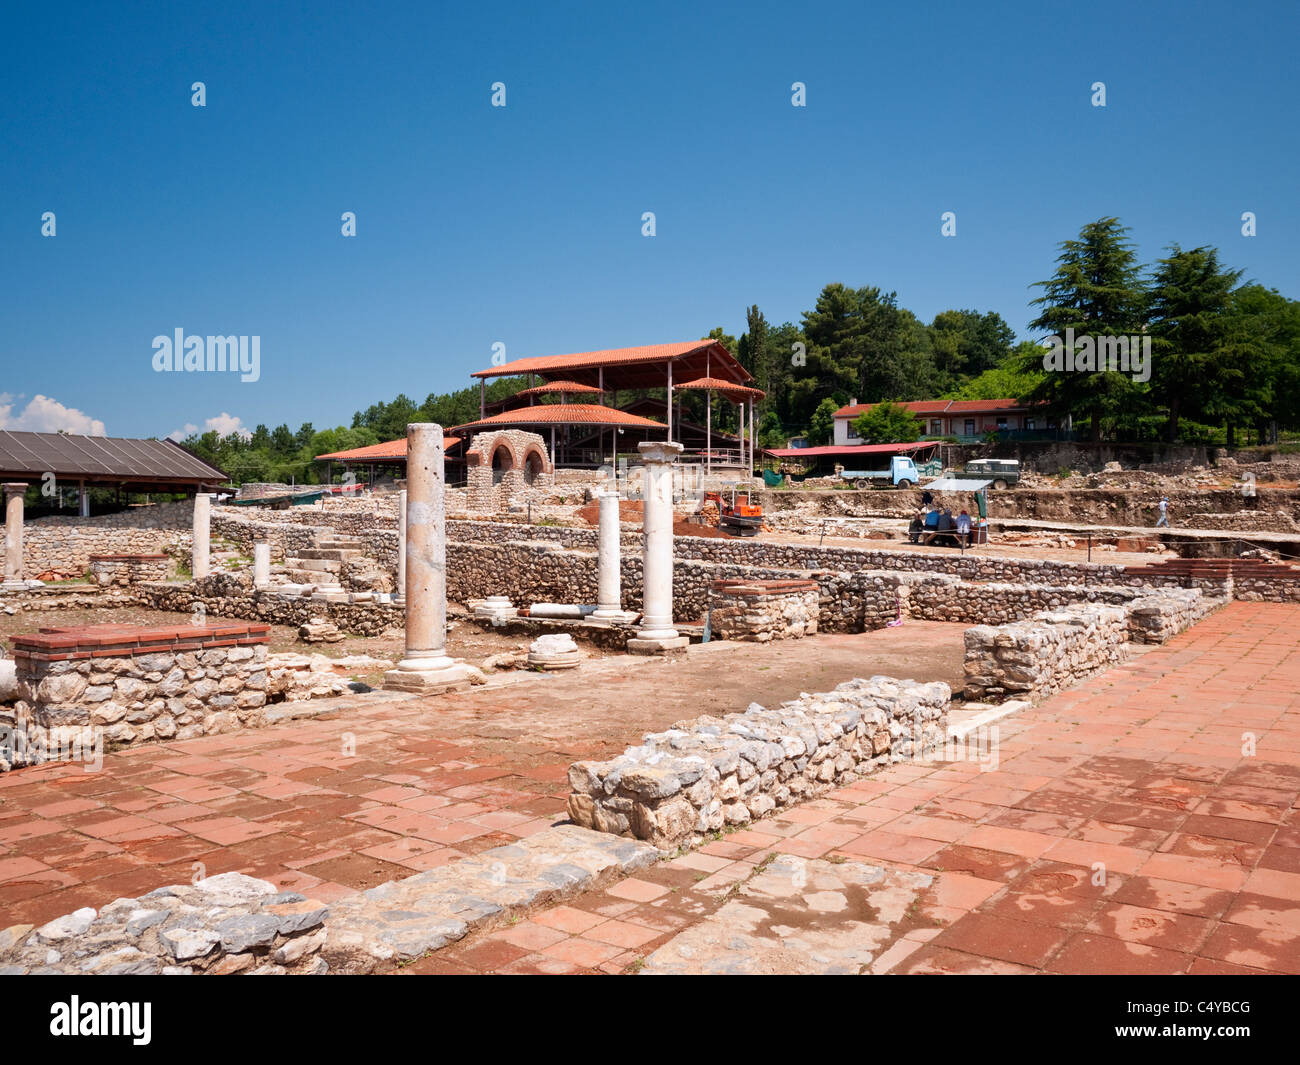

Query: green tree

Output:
[852, 401, 921, 444]
[807, 397, 839, 445]
[1021, 217, 1147, 441]
[945, 350, 1046, 402]
[1146, 245, 1243, 442]
[799, 284, 938, 424]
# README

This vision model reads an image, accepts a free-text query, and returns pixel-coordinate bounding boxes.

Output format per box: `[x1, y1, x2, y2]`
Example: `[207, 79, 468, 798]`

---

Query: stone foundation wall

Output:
[708, 580, 820, 641]
[962, 604, 1131, 703]
[0, 872, 328, 975]
[567, 676, 950, 850]
[1127, 589, 1226, 642]
[4, 622, 272, 769]
[89, 554, 170, 587]
[907, 574, 1142, 625]
[958, 589, 1225, 703]
[135, 574, 403, 637]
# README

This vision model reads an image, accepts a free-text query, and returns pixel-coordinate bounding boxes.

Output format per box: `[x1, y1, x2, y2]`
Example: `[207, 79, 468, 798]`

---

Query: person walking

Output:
[1155, 497, 1169, 528]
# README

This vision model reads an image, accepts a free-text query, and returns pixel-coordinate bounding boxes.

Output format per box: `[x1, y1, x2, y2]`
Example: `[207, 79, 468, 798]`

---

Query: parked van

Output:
[963, 458, 1020, 489]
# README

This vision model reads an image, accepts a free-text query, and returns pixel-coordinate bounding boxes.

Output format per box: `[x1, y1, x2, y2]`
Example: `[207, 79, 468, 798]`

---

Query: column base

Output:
[383, 658, 474, 694]
[627, 635, 690, 655]
[585, 610, 638, 627]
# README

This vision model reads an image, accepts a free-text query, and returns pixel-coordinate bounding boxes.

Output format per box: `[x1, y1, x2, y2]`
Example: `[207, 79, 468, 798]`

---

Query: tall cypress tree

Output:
[1022, 217, 1147, 441]
[1146, 245, 1243, 442]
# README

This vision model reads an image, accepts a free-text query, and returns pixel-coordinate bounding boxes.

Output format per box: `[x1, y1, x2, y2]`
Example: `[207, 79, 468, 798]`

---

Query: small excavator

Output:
[702, 486, 764, 536]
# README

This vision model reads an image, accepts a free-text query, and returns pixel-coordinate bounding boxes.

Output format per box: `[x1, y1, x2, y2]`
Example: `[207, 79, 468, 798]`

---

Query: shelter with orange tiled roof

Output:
[468, 340, 760, 471]
[314, 435, 464, 486]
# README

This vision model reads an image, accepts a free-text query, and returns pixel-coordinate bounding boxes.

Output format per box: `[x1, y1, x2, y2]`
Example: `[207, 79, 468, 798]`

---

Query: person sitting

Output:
[907, 512, 923, 543]
[920, 507, 943, 544]
[956, 508, 972, 545]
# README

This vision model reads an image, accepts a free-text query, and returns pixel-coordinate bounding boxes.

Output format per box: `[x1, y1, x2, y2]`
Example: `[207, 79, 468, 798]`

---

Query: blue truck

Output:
[838, 455, 920, 489]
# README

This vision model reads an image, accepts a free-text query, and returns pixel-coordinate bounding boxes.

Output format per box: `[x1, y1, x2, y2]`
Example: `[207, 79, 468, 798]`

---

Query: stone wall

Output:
[0, 872, 328, 975]
[24, 502, 194, 579]
[962, 605, 1131, 703]
[135, 574, 403, 637]
[567, 676, 950, 850]
[89, 554, 170, 587]
[960, 588, 1224, 704]
[4, 622, 272, 769]
[708, 580, 820, 641]
[1126, 588, 1226, 643]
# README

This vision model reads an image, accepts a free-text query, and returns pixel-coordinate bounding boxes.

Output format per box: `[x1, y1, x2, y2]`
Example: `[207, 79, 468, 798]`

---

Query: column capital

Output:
[3, 482, 28, 498]
[637, 440, 683, 465]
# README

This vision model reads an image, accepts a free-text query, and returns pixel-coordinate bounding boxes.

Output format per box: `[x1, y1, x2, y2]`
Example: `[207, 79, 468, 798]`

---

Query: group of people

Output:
[908, 504, 974, 547]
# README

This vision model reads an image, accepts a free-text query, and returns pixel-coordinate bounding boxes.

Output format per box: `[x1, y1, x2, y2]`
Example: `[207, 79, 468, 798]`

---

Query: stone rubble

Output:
[0, 873, 328, 975]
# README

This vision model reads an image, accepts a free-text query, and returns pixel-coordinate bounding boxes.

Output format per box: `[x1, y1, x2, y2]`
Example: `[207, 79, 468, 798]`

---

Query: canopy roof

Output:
[0, 430, 227, 490]
[470, 340, 752, 391]
[766, 442, 934, 459]
[922, 476, 993, 491]
[315, 437, 461, 463]
[673, 376, 766, 401]
[512, 380, 603, 398]
[450, 403, 666, 434]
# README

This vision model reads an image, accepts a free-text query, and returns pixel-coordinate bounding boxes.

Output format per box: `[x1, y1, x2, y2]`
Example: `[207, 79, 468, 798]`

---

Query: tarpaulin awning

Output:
[923, 477, 993, 491]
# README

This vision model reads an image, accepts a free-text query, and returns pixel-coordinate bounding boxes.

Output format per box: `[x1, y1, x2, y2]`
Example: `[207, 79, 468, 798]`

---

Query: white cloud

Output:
[168, 413, 251, 442]
[0, 393, 107, 436]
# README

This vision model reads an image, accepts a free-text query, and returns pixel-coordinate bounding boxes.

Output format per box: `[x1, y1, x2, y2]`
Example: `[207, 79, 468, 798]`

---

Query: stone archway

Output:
[522, 446, 546, 486]
[465, 429, 555, 513]
[491, 442, 516, 485]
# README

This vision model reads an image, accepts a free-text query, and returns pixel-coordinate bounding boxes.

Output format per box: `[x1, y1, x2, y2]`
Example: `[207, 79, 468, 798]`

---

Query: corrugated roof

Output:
[0, 431, 227, 484]
[450, 404, 666, 432]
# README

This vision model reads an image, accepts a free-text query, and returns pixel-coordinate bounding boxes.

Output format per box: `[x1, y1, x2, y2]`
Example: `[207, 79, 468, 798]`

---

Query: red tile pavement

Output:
[0, 696, 575, 926]
[2, 624, 969, 930]
[410, 602, 1300, 975]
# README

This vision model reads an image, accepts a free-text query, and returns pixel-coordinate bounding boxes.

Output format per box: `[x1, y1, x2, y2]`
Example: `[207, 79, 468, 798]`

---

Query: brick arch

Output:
[520, 443, 549, 485]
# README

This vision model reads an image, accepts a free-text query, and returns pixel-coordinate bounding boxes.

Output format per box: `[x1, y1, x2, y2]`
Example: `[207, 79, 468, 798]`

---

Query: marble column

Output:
[395, 488, 407, 601]
[628, 441, 688, 654]
[252, 542, 271, 587]
[385, 424, 472, 692]
[3, 484, 26, 585]
[587, 488, 635, 624]
[192, 493, 212, 579]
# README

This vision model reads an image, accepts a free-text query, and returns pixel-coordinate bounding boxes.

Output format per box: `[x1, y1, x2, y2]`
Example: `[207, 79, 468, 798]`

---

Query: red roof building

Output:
[832, 398, 1051, 443]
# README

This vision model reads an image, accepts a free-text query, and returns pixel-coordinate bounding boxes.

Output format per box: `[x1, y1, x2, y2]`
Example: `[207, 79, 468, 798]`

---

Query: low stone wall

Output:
[89, 553, 170, 587]
[708, 579, 820, 641]
[135, 574, 403, 637]
[5, 622, 272, 768]
[0, 584, 134, 613]
[1127, 589, 1224, 643]
[0, 873, 328, 975]
[567, 676, 950, 850]
[962, 604, 1131, 703]
[959, 589, 1222, 703]
[22, 517, 189, 574]
[908, 574, 1141, 625]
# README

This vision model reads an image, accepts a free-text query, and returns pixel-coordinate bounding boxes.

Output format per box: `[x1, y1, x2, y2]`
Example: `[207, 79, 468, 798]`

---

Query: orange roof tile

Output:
[470, 341, 726, 379]
[450, 404, 666, 432]
[513, 380, 604, 398]
[315, 436, 462, 462]
[673, 376, 766, 399]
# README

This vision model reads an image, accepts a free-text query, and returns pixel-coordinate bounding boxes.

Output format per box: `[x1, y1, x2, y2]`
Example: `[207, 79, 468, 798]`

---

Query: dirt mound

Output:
[576, 499, 644, 525]
[574, 498, 733, 538]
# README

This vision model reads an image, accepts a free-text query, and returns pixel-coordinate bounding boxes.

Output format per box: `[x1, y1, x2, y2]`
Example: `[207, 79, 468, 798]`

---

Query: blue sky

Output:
[2, 0, 1296, 440]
